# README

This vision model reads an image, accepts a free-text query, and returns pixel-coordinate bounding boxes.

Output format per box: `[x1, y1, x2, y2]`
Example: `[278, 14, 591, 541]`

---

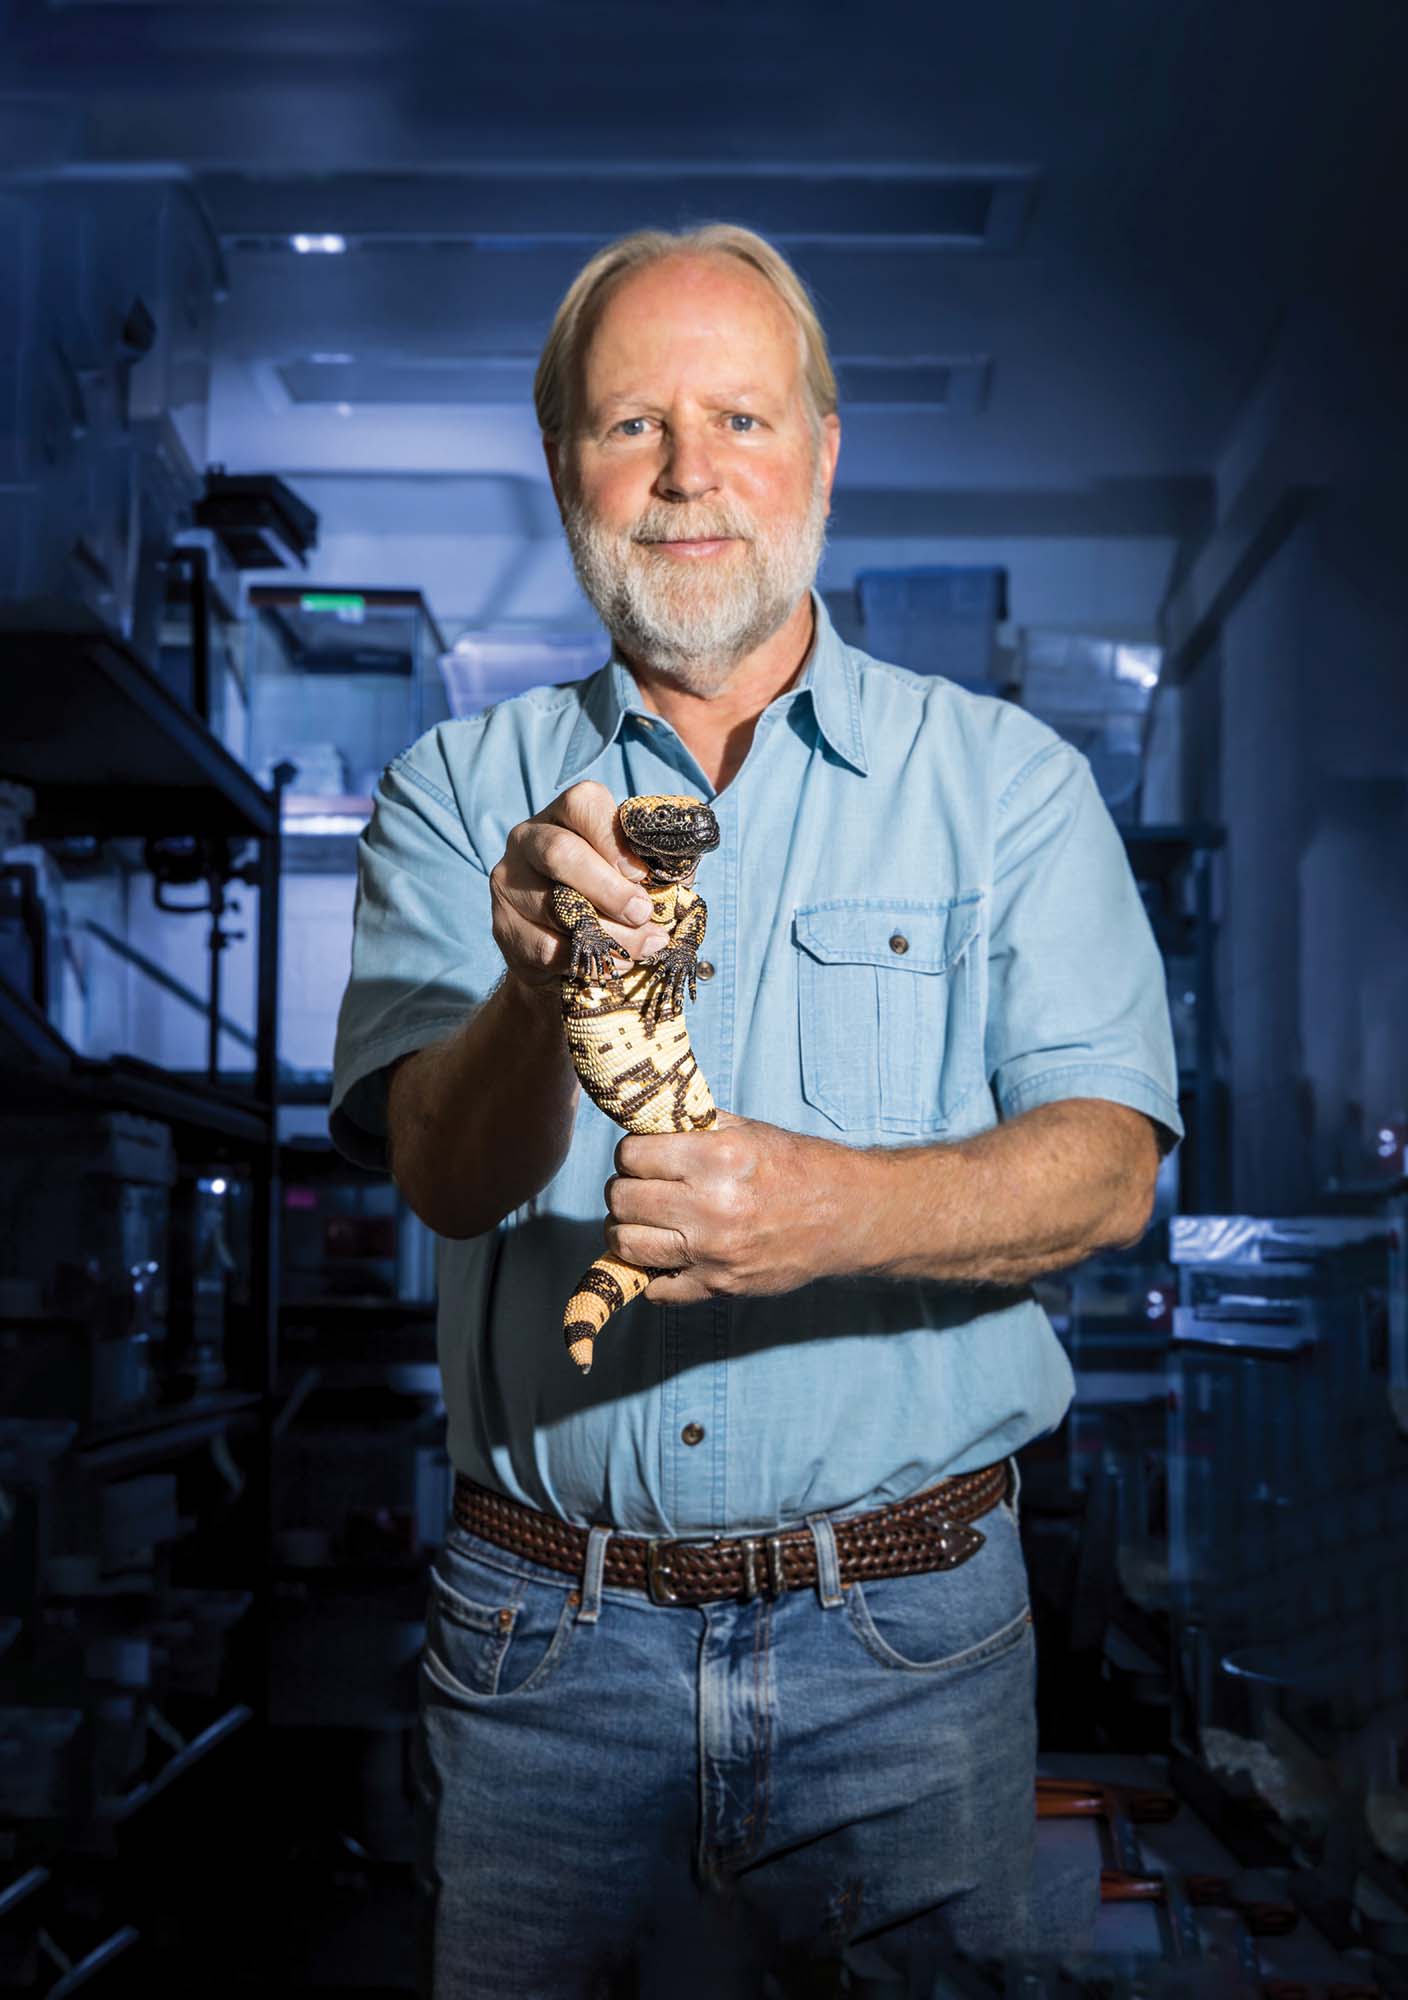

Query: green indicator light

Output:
[301, 592, 366, 613]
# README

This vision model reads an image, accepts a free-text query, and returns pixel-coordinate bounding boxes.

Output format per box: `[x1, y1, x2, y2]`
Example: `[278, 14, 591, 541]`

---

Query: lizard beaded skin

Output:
[553, 794, 722, 1375]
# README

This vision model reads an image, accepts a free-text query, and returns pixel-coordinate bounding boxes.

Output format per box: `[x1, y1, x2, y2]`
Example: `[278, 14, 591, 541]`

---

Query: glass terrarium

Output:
[244, 587, 450, 816]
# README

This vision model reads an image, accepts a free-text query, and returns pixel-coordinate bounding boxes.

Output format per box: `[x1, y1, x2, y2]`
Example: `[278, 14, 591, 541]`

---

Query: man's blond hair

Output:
[533, 222, 838, 443]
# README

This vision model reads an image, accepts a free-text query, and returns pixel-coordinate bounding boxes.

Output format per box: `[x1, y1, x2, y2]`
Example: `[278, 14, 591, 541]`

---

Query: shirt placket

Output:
[662, 761, 735, 1532]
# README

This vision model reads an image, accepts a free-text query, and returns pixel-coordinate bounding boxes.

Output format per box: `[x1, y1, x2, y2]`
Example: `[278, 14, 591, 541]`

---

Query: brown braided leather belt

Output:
[451, 1459, 1011, 1607]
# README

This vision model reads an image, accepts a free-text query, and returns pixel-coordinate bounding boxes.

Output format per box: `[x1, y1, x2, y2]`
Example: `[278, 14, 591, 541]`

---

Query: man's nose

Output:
[654, 426, 719, 503]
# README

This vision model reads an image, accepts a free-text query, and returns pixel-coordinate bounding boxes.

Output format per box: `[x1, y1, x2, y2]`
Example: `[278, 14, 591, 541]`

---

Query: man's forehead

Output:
[598, 249, 787, 323]
[582, 304, 803, 408]
[595, 381, 776, 412]
[587, 258, 797, 357]
[560, 252, 816, 438]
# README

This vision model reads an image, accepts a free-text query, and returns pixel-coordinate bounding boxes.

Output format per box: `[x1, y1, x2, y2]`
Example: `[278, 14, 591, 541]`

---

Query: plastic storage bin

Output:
[0, 171, 221, 640]
[438, 631, 604, 719]
[854, 566, 1006, 690]
[0, 1112, 176, 1424]
[244, 587, 449, 810]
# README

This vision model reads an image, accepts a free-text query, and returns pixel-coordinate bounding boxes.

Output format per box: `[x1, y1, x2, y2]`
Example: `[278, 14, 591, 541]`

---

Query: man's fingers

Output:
[603, 1172, 685, 1227]
[615, 1130, 707, 1180]
[499, 910, 666, 985]
[491, 780, 664, 989]
[604, 1221, 690, 1269]
[643, 1270, 711, 1306]
[553, 779, 650, 887]
[516, 818, 654, 929]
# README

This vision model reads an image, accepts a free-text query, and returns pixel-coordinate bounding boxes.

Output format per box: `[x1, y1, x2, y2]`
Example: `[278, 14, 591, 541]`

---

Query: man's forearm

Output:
[827, 1099, 1161, 1287]
[387, 972, 580, 1238]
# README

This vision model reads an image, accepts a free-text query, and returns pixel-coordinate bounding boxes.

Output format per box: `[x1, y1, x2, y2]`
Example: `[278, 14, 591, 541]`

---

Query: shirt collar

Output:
[554, 587, 869, 792]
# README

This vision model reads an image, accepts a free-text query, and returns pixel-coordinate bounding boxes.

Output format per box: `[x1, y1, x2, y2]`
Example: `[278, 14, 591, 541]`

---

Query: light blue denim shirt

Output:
[330, 589, 1182, 1535]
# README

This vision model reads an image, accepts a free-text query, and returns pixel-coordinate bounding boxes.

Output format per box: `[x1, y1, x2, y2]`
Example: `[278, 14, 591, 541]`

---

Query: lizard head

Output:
[618, 794, 721, 884]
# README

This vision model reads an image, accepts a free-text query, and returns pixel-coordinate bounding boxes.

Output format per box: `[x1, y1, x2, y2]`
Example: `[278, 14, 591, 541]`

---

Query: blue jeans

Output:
[411, 1466, 1036, 1998]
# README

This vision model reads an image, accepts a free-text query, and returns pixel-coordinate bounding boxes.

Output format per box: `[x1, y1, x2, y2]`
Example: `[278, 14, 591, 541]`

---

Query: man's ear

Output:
[820, 412, 841, 515]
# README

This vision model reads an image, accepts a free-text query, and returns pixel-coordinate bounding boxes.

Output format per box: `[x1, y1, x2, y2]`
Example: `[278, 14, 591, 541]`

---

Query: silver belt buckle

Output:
[646, 1535, 720, 1605]
[647, 1531, 791, 1605]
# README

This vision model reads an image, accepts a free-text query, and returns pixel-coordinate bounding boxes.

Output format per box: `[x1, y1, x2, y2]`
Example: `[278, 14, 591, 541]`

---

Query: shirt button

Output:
[889, 933, 909, 955]
[695, 960, 715, 981]
[681, 1422, 705, 1446]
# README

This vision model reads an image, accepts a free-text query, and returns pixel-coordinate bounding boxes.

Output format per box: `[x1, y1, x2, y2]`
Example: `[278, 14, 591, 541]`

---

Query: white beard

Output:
[562, 459, 829, 696]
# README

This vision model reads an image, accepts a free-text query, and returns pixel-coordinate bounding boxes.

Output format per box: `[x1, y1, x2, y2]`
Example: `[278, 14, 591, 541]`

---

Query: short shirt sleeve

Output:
[329, 737, 502, 1171]
[985, 741, 1184, 1150]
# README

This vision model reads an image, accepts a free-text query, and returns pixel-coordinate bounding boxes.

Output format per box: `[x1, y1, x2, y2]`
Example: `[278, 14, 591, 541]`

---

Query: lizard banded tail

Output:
[553, 794, 722, 1375]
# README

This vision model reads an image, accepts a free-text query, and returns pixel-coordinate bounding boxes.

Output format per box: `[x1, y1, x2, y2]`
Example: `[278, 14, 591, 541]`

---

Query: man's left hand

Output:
[604, 1110, 850, 1306]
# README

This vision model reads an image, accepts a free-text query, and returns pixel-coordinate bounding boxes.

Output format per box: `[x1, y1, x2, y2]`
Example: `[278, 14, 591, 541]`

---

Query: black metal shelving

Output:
[0, 611, 287, 1966]
[3, 604, 275, 839]
[0, 1038, 273, 1153]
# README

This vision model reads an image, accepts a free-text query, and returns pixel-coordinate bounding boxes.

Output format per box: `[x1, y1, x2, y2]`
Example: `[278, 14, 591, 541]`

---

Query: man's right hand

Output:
[489, 780, 671, 991]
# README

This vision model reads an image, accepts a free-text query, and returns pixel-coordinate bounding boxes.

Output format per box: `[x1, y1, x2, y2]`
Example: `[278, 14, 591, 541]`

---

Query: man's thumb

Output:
[610, 800, 649, 880]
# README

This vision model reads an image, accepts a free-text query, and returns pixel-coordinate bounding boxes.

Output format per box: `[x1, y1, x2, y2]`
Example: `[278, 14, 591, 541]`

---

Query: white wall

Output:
[108, 871, 354, 1088]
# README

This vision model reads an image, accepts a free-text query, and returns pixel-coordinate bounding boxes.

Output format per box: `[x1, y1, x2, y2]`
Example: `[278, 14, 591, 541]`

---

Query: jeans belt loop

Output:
[576, 1524, 612, 1624]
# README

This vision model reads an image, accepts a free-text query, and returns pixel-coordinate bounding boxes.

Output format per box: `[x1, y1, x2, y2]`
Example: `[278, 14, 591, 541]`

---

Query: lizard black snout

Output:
[618, 794, 721, 879]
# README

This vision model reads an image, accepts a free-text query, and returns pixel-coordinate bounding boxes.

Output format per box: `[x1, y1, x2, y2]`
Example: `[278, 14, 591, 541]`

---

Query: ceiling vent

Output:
[210, 166, 1039, 253]
[276, 352, 992, 413]
[277, 355, 535, 406]
[837, 357, 991, 413]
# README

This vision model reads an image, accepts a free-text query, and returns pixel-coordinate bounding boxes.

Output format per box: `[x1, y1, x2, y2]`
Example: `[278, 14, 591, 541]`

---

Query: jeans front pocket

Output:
[844, 1502, 1032, 1674]
[794, 895, 984, 1136]
[423, 1533, 579, 1702]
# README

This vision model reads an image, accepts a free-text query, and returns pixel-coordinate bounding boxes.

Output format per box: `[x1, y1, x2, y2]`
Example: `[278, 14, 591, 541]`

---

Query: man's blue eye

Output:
[728, 414, 757, 432]
[616, 417, 648, 436]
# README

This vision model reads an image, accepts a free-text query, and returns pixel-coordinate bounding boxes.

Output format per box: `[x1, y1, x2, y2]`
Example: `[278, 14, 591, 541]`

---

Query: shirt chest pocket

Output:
[793, 896, 984, 1137]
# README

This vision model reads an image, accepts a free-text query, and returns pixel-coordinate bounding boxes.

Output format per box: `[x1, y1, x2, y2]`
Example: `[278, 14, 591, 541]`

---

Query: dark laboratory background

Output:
[1, 1, 1407, 1994]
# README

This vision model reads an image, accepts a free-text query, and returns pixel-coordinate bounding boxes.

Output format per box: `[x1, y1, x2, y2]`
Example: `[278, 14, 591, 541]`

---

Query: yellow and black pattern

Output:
[554, 794, 722, 1374]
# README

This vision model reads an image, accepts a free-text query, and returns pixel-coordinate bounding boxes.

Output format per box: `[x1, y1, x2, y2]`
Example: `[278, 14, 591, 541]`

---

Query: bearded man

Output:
[330, 224, 1182, 1999]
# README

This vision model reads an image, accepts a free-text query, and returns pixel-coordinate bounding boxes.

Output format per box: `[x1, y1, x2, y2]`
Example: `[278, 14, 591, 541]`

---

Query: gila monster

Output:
[552, 793, 722, 1374]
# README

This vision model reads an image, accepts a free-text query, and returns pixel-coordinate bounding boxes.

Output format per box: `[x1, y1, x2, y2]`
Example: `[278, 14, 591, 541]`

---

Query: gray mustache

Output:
[632, 518, 754, 544]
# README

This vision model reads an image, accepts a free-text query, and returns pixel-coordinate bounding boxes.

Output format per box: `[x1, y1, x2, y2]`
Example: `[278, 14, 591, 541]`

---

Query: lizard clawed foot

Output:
[638, 942, 698, 1032]
[567, 918, 633, 985]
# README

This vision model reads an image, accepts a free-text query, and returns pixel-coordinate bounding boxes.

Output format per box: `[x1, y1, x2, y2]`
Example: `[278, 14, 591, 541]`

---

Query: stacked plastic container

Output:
[437, 630, 606, 720]
[1037, 1253, 1177, 1612]
[0, 1111, 177, 1426]
[0, 168, 226, 651]
[1166, 1216, 1407, 1813]
[1018, 629, 1162, 826]
[853, 566, 1007, 691]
